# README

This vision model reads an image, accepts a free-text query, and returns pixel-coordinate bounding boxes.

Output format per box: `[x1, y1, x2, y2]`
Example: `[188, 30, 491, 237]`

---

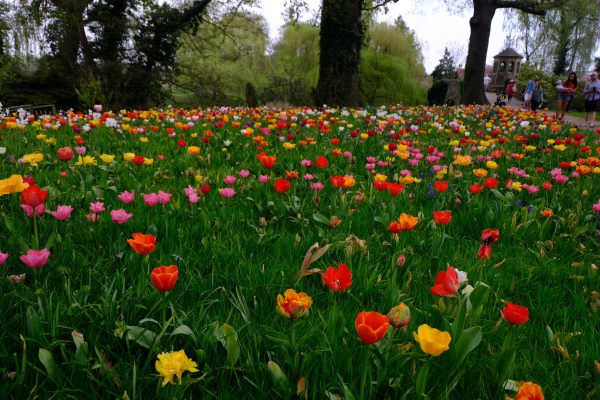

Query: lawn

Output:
[1, 105, 599, 399]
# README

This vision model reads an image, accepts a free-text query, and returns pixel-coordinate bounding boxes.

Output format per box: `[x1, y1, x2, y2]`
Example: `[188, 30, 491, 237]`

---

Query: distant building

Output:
[490, 48, 523, 91]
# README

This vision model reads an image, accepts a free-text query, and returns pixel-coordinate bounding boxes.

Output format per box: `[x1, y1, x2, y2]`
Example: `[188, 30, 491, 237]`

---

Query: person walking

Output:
[523, 77, 538, 110]
[555, 72, 577, 120]
[484, 75, 491, 91]
[583, 72, 600, 128]
[506, 80, 515, 102]
[530, 80, 544, 112]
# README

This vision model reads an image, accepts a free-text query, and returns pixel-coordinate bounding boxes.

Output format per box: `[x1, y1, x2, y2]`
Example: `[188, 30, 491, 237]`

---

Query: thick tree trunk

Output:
[463, 0, 496, 104]
[315, 0, 363, 107]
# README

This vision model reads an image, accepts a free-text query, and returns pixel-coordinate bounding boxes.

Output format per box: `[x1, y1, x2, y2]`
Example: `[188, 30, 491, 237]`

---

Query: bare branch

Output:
[364, 0, 399, 12]
[495, 0, 563, 16]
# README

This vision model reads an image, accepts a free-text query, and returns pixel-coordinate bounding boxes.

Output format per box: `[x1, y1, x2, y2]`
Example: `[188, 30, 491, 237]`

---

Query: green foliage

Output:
[174, 11, 270, 107]
[427, 80, 449, 106]
[360, 21, 427, 105]
[431, 48, 458, 82]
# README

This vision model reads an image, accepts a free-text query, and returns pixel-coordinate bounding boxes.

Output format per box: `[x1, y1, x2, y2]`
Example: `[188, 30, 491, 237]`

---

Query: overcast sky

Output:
[253, 0, 508, 73]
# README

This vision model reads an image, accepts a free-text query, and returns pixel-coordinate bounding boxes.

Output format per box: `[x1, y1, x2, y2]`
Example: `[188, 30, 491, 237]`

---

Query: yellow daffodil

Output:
[155, 350, 198, 387]
[413, 324, 451, 356]
[76, 155, 97, 166]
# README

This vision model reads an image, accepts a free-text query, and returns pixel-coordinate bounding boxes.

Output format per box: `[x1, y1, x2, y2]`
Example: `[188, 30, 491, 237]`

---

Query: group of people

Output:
[495, 72, 600, 128]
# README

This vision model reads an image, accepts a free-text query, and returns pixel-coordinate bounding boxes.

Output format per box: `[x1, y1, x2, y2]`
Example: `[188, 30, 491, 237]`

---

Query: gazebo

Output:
[489, 48, 524, 92]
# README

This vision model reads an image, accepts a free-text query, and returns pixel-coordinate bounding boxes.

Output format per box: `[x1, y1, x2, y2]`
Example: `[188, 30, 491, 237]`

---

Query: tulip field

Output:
[1, 105, 600, 399]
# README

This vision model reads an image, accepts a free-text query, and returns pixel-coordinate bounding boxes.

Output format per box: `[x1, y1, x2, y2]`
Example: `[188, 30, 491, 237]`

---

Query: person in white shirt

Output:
[583, 72, 600, 128]
[484, 75, 491, 91]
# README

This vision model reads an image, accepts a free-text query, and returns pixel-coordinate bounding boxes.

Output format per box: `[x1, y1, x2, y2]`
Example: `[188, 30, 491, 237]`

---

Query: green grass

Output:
[0, 106, 599, 399]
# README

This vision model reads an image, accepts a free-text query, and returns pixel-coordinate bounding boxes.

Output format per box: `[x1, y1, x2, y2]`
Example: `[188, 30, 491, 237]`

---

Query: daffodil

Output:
[76, 155, 97, 166]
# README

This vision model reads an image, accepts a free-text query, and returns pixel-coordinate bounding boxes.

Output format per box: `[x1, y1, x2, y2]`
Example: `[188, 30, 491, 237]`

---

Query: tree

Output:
[313, 0, 399, 107]
[504, 1, 599, 75]
[360, 20, 427, 105]
[459, 0, 564, 105]
[431, 48, 458, 81]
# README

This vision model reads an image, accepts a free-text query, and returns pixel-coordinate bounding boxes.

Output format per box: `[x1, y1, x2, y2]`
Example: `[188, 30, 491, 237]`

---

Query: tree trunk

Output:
[315, 0, 363, 107]
[463, 0, 496, 105]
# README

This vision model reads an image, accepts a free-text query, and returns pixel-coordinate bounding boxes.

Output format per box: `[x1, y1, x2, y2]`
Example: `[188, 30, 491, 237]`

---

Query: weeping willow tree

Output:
[360, 19, 427, 105]
[504, 0, 600, 74]
[174, 11, 270, 106]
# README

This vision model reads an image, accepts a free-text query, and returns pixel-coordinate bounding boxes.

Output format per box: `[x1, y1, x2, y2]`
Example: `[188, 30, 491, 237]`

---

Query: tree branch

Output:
[495, 0, 563, 16]
[364, 0, 399, 12]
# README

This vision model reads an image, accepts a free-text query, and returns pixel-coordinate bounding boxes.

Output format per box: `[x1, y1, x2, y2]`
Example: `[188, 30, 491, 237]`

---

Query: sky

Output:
[253, 0, 508, 73]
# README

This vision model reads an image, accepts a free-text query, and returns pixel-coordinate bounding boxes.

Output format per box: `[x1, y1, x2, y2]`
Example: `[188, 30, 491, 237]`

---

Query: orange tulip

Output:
[515, 381, 544, 400]
[127, 233, 157, 255]
[398, 213, 419, 230]
[355, 311, 389, 345]
[151, 265, 178, 292]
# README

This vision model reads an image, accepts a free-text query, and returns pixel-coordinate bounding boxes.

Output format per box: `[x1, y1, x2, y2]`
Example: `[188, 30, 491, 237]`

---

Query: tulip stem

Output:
[33, 210, 39, 250]
[290, 319, 298, 370]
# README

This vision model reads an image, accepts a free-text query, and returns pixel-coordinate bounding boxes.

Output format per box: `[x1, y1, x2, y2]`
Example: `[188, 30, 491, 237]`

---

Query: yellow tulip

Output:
[413, 324, 451, 356]
[0, 175, 29, 196]
[276, 289, 313, 319]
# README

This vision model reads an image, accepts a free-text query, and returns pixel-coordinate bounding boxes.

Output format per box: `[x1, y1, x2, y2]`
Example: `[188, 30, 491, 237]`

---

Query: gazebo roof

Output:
[493, 48, 523, 59]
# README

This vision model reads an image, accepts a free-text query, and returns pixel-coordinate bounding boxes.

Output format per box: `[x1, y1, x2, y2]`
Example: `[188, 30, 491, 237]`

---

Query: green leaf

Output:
[212, 323, 240, 366]
[415, 361, 429, 397]
[312, 212, 331, 226]
[453, 326, 482, 366]
[268, 360, 291, 395]
[495, 347, 516, 386]
[171, 324, 194, 337]
[467, 282, 490, 310]
[125, 326, 157, 349]
[38, 348, 63, 384]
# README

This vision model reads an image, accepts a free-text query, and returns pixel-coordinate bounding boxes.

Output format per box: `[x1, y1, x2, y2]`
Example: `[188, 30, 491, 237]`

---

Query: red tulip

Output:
[127, 233, 157, 255]
[433, 181, 449, 193]
[481, 229, 499, 244]
[388, 221, 402, 233]
[386, 183, 404, 196]
[330, 176, 345, 188]
[483, 178, 499, 189]
[430, 266, 459, 297]
[321, 264, 352, 292]
[58, 147, 74, 161]
[258, 153, 276, 169]
[469, 184, 483, 194]
[502, 302, 529, 325]
[432, 211, 452, 225]
[151, 265, 179, 292]
[273, 178, 291, 194]
[20, 185, 48, 208]
[316, 156, 329, 169]
[355, 311, 389, 345]
[477, 244, 491, 260]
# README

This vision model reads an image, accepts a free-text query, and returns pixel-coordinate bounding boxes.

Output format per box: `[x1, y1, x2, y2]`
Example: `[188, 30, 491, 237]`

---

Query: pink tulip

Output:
[0, 251, 9, 265]
[20, 248, 51, 269]
[311, 182, 325, 191]
[50, 205, 73, 220]
[143, 193, 158, 206]
[75, 146, 87, 155]
[224, 175, 237, 185]
[258, 175, 269, 184]
[21, 203, 45, 218]
[110, 209, 133, 224]
[157, 190, 171, 205]
[592, 200, 600, 214]
[118, 191, 136, 204]
[89, 201, 105, 213]
[86, 213, 98, 223]
[218, 188, 236, 198]
[239, 169, 250, 178]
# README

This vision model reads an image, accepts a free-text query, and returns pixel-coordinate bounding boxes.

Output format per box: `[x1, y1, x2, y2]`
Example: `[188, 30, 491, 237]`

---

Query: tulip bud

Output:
[387, 303, 411, 328]
[396, 254, 406, 267]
